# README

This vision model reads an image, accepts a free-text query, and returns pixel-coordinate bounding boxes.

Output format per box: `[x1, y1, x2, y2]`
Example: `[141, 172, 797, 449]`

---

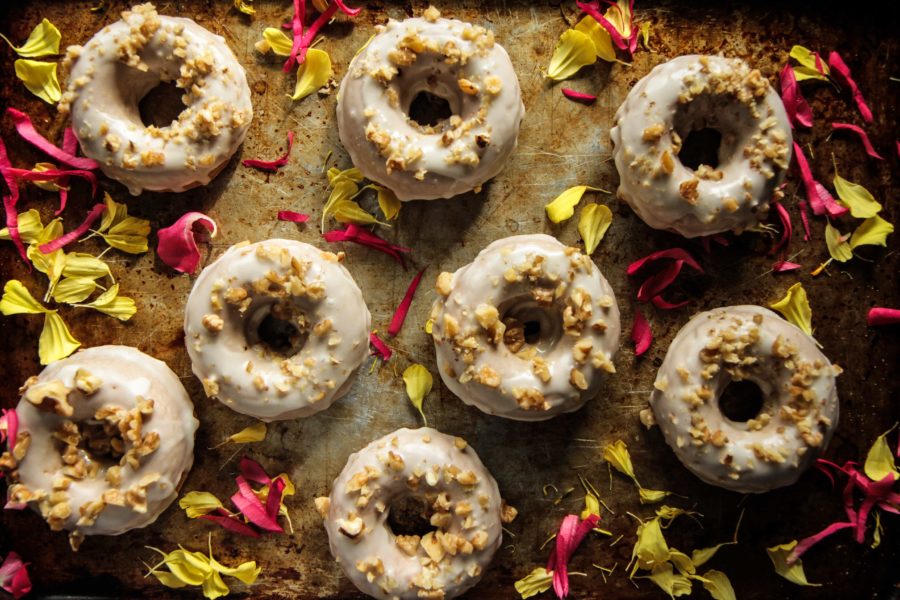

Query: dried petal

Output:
[769, 282, 812, 336]
[546, 513, 600, 598]
[259, 28, 292, 56]
[789, 45, 830, 82]
[0, 551, 32, 599]
[767, 541, 821, 586]
[388, 268, 426, 336]
[223, 423, 267, 446]
[514, 567, 554, 599]
[791, 142, 847, 218]
[179, 491, 225, 518]
[6, 108, 99, 170]
[867, 307, 900, 327]
[849, 215, 893, 249]
[561, 88, 597, 104]
[403, 363, 432, 425]
[779, 64, 813, 128]
[333, 199, 384, 226]
[700, 570, 736, 600]
[231, 476, 282, 532]
[772, 261, 802, 273]
[0, 409, 18, 453]
[864, 426, 899, 483]
[374, 185, 401, 220]
[369, 332, 392, 361]
[631, 306, 652, 356]
[833, 170, 882, 218]
[52, 277, 99, 304]
[545, 185, 603, 223]
[277, 210, 309, 223]
[636, 260, 683, 303]
[291, 48, 332, 101]
[0, 279, 47, 315]
[631, 516, 670, 571]
[323, 224, 409, 265]
[831, 123, 884, 160]
[38, 202, 105, 253]
[647, 562, 692, 597]
[827, 52, 873, 123]
[40, 311, 81, 364]
[825, 222, 852, 263]
[198, 510, 262, 538]
[242, 131, 295, 171]
[96, 193, 150, 253]
[239, 456, 272, 485]
[577, 203, 612, 254]
[602, 439, 636, 480]
[1, 18, 61, 57]
[577, 0, 637, 55]
[626, 248, 703, 276]
[547, 29, 597, 81]
[157, 212, 217, 274]
[769, 202, 792, 256]
[76, 284, 136, 321]
[573, 15, 617, 62]
[234, 0, 254, 15]
[14, 59, 60, 104]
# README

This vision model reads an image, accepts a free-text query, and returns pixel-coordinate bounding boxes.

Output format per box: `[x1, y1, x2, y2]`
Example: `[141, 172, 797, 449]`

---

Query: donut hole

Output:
[52, 420, 127, 470]
[498, 295, 563, 353]
[386, 494, 435, 538]
[245, 300, 310, 357]
[672, 93, 753, 173]
[138, 80, 188, 128]
[678, 128, 722, 170]
[718, 380, 765, 423]
[408, 90, 453, 127]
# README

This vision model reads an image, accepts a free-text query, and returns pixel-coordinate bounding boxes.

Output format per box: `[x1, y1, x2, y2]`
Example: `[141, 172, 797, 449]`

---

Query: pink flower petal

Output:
[631, 306, 652, 357]
[770, 202, 792, 256]
[576, 0, 637, 54]
[239, 456, 272, 485]
[651, 295, 690, 310]
[561, 88, 597, 104]
[798, 199, 812, 241]
[323, 224, 411, 266]
[156, 212, 217, 275]
[0, 409, 18, 453]
[787, 521, 855, 565]
[0, 551, 31, 599]
[827, 52, 873, 124]
[830, 123, 884, 160]
[867, 307, 900, 327]
[242, 131, 295, 171]
[388, 267, 426, 336]
[277, 210, 309, 223]
[230, 476, 282, 533]
[896, 141, 900, 160]
[283, 1, 360, 73]
[7, 167, 97, 198]
[198, 508, 262, 538]
[265, 476, 287, 521]
[546, 513, 600, 599]
[779, 64, 813, 128]
[792, 142, 848, 217]
[6, 108, 100, 170]
[369, 332, 392, 361]
[636, 260, 683, 303]
[0, 136, 27, 266]
[38, 203, 105, 254]
[626, 247, 703, 276]
[772, 260, 803, 273]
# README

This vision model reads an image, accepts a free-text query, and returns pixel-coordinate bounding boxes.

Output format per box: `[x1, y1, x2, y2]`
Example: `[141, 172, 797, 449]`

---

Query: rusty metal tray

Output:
[1, 0, 898, 598]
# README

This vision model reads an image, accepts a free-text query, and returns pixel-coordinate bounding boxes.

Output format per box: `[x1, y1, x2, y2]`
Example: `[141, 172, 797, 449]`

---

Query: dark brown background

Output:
[1, 0, 898, 598]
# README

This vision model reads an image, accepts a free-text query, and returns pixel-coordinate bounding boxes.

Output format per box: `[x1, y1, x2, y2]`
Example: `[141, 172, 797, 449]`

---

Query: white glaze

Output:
[9, 346, 197, 540]
[60, 3, 253, 195]
[431, 234, 620, 421]
[649, 306, 840, 493]
[611, 55, 792, 238]
[337, 12, 525, 201]
[184, 239, 371, 422]
[321, 427, 502, 599]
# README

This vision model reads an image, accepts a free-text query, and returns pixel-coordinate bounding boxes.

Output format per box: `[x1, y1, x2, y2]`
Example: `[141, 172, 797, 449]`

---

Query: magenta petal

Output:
[772, 260, 802, 273]
[0, 409, 18, 453]
[631, 306, 652, 356]
[546, 513, 600, 599]
[2, 194, 27, 266]
[830, 123, 884, 160]
[265, 476, 287, 521]
[867, 307, 900, 327]
[792, 142, 848, 217]
[38, 203, 106, 254]
[369, 332, 392, 361]
[651, 295, 690, 310]
[8, 167, 98, 197]
[231, 476, 282, 532]
[636, 260, 683, 303]
[0, 551, 32, 599]
[576, 0, 635, 55]
[6, 108, 100, 170]
[798, 200, 812, 241]
[156, 211, 217, 275]
[242, 131, 295, 171]
[388, 267, 426, 336]
[323, 224, 411, 266]
[827, 52, 873, 124]
[780, 64, 813, 128]
[239, 456, 272, 485]
[770, 202, 792, 256]
[277, 210, 309, 223]
[626, 247, 703, 276]
[198, 510, 262, 538]
[787, 521, 855, 565]
[561, 88, 597, 104]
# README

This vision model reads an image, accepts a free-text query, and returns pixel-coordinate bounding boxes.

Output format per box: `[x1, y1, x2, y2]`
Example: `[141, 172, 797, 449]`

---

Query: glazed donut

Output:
[59, 3, 253, 195]
[646, 305, 840, 493]
[184, 239, 371, 422]
[316, 427, 508, 599]
[1, 346, 197, 549]
[431, 234, 620, 421]
[610, 55, 792, 238]
[336, 7, 525, 201]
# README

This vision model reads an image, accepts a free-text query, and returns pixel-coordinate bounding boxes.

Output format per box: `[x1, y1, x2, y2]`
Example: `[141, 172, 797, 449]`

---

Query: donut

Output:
[336, 7, 525, 201]
[610, 55, 792, 238]
[316, 427, 511, 599]
[646, 305, 840, 493]
[431, 234, 621, 421]
[1, 346, 197, 550]
[184, 239, 371, 422]
[58, 3, 253, 195]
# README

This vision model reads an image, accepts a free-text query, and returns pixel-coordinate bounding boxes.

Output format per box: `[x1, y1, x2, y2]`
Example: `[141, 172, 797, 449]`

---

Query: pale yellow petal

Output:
[14, 59, 61, 104]
[834, 173, 882, 218]
[863, 425, 899, 482]
[39, 311, 81, 365]
[261, 28, 292, 56]
[766, 541, 821, 586]
[403, 363, 432, 426]
[178, 491, 225, 518]
[514, 567, 554, 599]
[577, 203, 613, 254]
[573, 16, 617, 62]
[1, 18, 61, 58]
[545, 185, 603, 224]
[547, 29, 597, 81]
[824, 222, 852, 263]
[849, 215, 894, 249]
[291, 48, 332, 102]
[0, 279, 48, 315]
[769, 283, 812, 336]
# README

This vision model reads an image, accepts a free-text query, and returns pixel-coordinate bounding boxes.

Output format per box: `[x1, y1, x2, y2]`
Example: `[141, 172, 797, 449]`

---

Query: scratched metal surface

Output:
[0, 0, 898, 598]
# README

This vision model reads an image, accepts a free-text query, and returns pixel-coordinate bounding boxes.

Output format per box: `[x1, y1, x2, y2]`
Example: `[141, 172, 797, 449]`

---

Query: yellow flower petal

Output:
[223, 422, 267, 445]
[208, 556, 261, 585]
[602, 439, 636, 479]
[1, 18, 61, 58]
[871, 511, 883, 549]
[547, 29, 597, 81]
[201, 571, 230, 600]
[766, 540, 821, 586]
[824, 222, 852, 263]
[333, 199, 384, 226]
[178, 491, 225, 518]
[39, 311, 81, 364]
[833, 172, 882, 218]
[581, 491, 600, 520]
[260, 27, 292, 56]
[700, 569, 736, 600]
[27, 244, 67, 298]
[77, 283, 137, 321]
[577, 203, 613, 254]
[291, 48, 332, 102]
[631, 517, 670, 572]
[573, 16, 617, 63]
[375, 185, 401, 220]
[789, 46, 830, 82]
[327, 167, 364, 186]
[545, 185, 603, 224]
[97, 193, 150, 254]
[0, 279, 48, 315]
[403, 363, 432, 426]
[233, 0, 255, 15]
[62, 253, 113, 280]
[604, 0, 634, 41]
[647, 562, 693, 597]
[424, 319, 433, 334]
[769, 282, 812, 336]
[514, 567, 554, 599]
[31, 162, 67, 192]
[14, 59, 61, 104]
[863, 425, 899, 482]
[638, 487, 670, 504]
[322, 179, 360, 229]
[150, 570, 189, 589]
[52, 277, 99, 304]
[37, 217, 63, 245]
[690, 543, 733, 568]
[640, 21, 652, 51]
[0, 209, 43, 244]
[849, 215, 894, 249]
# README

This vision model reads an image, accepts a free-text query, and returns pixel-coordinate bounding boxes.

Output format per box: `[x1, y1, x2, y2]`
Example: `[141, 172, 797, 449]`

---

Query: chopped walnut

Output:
[202, 313, 224, 332]
[24, 380, 73, 416]
[396, 534, 421, 556]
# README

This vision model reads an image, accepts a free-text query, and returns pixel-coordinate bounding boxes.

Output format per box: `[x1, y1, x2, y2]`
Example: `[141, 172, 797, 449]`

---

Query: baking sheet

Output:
[0, 0, 898, 598]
